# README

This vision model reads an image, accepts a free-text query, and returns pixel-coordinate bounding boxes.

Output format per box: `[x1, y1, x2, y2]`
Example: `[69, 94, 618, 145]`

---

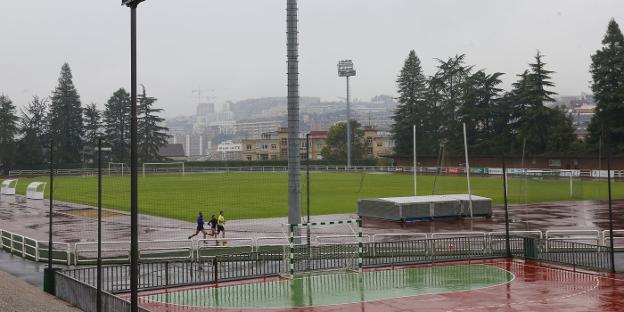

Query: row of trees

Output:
[0, 63, 169, 172]
[392, 19, 624, 158]
[392, 50, 575, 158]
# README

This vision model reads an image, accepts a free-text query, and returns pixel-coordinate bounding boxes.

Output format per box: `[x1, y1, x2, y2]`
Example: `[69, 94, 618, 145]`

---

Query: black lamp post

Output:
[122, 1, 144, 311]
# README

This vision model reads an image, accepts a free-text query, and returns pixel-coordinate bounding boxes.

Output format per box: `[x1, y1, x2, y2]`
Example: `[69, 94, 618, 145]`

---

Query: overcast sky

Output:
[1, 0, 623, 117]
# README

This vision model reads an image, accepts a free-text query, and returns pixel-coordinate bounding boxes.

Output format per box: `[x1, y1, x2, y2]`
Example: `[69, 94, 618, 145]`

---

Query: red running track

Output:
[138, 259, 624, 312]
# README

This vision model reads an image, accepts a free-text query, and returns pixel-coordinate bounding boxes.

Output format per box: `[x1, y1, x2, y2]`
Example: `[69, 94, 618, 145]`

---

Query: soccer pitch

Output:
[4, 172, 622, 221]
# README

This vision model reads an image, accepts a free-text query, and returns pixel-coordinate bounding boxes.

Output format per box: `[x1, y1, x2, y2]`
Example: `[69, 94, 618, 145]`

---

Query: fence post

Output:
[165, 262, 169, 287]
[213, 257, 218, 284]
[572, 242, 577, 270]
[35, 241, 39, 262]
[21, 236, 25, 257]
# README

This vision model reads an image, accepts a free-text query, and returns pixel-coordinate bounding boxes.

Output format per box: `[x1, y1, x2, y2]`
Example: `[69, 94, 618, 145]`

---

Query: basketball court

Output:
[135, 259, 624, 312]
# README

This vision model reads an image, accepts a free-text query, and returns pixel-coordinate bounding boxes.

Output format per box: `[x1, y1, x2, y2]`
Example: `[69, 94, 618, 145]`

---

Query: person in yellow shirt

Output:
[217, 210, 225, 239]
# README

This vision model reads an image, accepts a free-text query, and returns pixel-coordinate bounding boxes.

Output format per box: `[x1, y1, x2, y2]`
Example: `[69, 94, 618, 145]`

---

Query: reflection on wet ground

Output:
[138, 259, 624, 312]
[0, 195, 622, 243]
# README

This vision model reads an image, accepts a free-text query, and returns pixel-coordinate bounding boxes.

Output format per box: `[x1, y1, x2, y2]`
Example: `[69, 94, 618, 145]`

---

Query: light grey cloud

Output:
[0, 0, 621, 117]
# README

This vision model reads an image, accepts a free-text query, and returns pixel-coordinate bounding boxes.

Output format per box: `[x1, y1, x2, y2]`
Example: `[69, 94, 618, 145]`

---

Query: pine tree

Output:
[528, 51, 557, 107]
[545, 106, 577, 153]
[16, 96, 49, 167]
[459, 70, 504, 155]
[520, 52, 555, 154]
[49, 63, 84, 164]
[513, 52, 574, 155]
[391, 50, 436, 156]
[103, 88, 131, 163]
[429, 55, 473, 155]
[320, 120, 365, 161]
[587, 19, 624, 153]
[83, 103, 102, 162]
[0, 94, 19, 173]
[137, 85, 170, 162]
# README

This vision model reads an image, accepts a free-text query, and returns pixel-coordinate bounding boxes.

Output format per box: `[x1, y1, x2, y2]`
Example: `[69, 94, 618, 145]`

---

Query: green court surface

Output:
[142, 264, 513, 309]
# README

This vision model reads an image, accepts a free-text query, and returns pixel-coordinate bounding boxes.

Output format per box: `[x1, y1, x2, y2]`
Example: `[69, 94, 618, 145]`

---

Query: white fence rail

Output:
[8, 166, 624, 179]
[602, 230, 624, 249]
[1, 229, 72, 265]
[0, 228, 620, 265]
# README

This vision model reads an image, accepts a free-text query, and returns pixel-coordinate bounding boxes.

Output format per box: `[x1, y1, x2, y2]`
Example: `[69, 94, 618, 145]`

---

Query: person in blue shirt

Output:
[188, 212, 208, 240]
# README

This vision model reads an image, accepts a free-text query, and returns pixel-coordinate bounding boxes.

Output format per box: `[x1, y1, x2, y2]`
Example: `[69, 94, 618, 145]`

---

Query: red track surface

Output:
[138, 259, 624, 312]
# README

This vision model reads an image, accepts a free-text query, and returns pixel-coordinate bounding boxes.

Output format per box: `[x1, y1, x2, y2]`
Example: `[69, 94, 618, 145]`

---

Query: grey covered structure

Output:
[357, 195, 492, 222]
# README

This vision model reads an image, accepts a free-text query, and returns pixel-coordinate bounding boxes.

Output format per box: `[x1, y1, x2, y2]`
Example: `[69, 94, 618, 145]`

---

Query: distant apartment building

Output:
[241, 127, 393, 161]
[216, 140, 242, 160]
[241, 129, 288, 161]
[241, 128, 318, 161]
[363, 126, 395, 158]
[307, 131, 328, 160]
[236, 120, 283, 138]
[573, 106, 595, 139]
[555, 94, 596, 139]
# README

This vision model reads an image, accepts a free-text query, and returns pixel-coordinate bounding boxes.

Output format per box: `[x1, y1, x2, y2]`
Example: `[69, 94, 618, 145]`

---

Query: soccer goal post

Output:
[142, 162, 185, 176]
[107, 162, 126, 176]
[287, 218, 363, 276]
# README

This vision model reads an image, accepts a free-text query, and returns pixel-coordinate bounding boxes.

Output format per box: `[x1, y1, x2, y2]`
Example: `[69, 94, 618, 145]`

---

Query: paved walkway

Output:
[0, 269, 80, 312]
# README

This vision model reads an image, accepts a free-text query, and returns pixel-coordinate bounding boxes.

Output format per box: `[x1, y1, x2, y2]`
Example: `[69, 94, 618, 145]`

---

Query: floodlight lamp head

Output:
[122, 0, 145, 7]
[337, 60, 356, 77]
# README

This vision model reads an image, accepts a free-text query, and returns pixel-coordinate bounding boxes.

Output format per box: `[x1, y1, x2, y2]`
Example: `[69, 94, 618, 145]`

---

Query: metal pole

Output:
[607, 153, 615, 273]
[346, 76, 352, 169]
[286, 0, 302, 227]
[48, 140, 54, 270]
[129, 4, 139, 311]
[97, 138, 102, 312]
[306, 134, 311, 270]
[502, 154, 511, 258]
[569, 173, 573, 199]
[413, 124, 417, 196]
[463, 123, 473, 217]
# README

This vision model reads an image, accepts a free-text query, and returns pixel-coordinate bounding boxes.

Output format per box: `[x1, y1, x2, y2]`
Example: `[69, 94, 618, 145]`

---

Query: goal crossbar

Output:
[142, 162, 185, 176]
[287, 218, 363, 276]
[107, 162, 126, 176]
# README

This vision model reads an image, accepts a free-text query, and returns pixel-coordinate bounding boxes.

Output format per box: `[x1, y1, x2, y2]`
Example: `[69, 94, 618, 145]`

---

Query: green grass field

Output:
[3, 172, 622, 222]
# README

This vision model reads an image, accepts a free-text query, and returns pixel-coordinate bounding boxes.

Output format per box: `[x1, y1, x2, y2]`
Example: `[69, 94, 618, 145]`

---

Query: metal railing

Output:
[52, 233, 615, 312]
[1, 228, 620, 267]
[0, 229, 71, 265]
[9, 166, 624, 178]
[521, 238, 613, 272]
[55, 271, 150, 312]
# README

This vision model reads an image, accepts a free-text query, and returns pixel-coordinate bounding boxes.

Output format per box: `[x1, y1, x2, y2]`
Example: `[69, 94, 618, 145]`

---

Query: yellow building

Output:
[241, 128, 324, 161]
[241, 127, 392, 161]
[363, 126, 395, 158]
[241, 130, 283, 161]
[306, 131, 328, 160]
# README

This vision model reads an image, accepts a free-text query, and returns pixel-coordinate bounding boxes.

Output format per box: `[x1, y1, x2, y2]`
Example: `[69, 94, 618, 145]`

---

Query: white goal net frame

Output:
[107, 162, 126, 176]
[287, 219, 363, 276]
[142, 162, 185, 176]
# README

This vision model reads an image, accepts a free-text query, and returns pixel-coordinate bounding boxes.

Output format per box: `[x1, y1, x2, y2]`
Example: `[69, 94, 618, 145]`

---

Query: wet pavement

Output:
[0, 195, 622, 243]
[363, 200, 624, 234]
[0, 251, 47, 288]
[138, 259, 624, 312]
[0, 269, 81, 312]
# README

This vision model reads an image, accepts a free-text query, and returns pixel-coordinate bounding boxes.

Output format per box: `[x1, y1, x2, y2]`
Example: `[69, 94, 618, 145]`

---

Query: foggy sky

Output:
[1, 0, 623, 117]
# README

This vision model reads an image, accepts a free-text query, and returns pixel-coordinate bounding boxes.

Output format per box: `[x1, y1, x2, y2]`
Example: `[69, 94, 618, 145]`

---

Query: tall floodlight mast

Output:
[121, 1, 143, 311]
[287, 0, 302, 226]
[337, 60, 356, 168]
